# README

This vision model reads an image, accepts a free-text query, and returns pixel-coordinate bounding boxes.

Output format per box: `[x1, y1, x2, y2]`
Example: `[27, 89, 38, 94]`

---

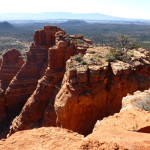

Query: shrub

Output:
[105, 53, 116, 62]
[73, 54, 83, 63]
[93, 54, 101, 62]
[73, 54, 87, 65]
[71, 39, 84, 45]
[89, 50, 95, 54]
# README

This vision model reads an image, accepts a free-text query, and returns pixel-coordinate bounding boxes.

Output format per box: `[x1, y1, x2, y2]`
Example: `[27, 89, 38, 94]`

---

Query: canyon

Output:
[0, 26, 150, 149]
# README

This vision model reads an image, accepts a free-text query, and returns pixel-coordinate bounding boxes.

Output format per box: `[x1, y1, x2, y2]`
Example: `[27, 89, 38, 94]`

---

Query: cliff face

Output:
[0, 49, 24, 91]
[55, 47, 150, 135]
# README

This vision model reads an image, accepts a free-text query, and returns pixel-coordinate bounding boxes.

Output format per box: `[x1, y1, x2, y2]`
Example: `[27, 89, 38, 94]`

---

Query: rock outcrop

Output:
[4, 26, 63, 117]
[0, 49, 24, 91]
[55, 47, 150, 135]
[7, 27, 91, 136]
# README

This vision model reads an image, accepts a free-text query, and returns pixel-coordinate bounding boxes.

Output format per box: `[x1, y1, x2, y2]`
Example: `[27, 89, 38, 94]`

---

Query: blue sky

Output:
[0, 0, 150, 19]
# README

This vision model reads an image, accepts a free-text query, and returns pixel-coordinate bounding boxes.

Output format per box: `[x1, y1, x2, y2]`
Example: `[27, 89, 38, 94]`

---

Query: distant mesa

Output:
[60, 20, 89, 26]
[0, 21, 15, 30]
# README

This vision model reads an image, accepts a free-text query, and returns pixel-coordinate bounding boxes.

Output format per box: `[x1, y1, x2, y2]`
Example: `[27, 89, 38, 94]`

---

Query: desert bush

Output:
[73, 54, 83, 62]
[93, 54, 101, 62]
[71, 39, 84, 45]
[106, 35, 140, 62]
[89, 50, 95, 54]
[73, 54, 86, 65]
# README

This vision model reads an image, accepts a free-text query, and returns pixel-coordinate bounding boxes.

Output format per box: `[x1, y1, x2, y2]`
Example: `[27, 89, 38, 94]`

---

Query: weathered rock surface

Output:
[0, 49, 24, 91]
[122, 89, 150, 112]
[0, 127, 83, 150]
[0, 127, 150, 150]
[83, 128, 150, 150]
[55, 47, 150, 135]
[94, 108, 150, 134]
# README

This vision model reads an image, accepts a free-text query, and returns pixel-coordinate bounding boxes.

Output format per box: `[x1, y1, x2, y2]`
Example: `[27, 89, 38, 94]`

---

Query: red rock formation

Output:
[8, 30, 89, 136]
[4, 26, 63, 118]
[34, 26, 64, 47]
[0, 49, 24, 91]
[55, 47, 150, 135]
